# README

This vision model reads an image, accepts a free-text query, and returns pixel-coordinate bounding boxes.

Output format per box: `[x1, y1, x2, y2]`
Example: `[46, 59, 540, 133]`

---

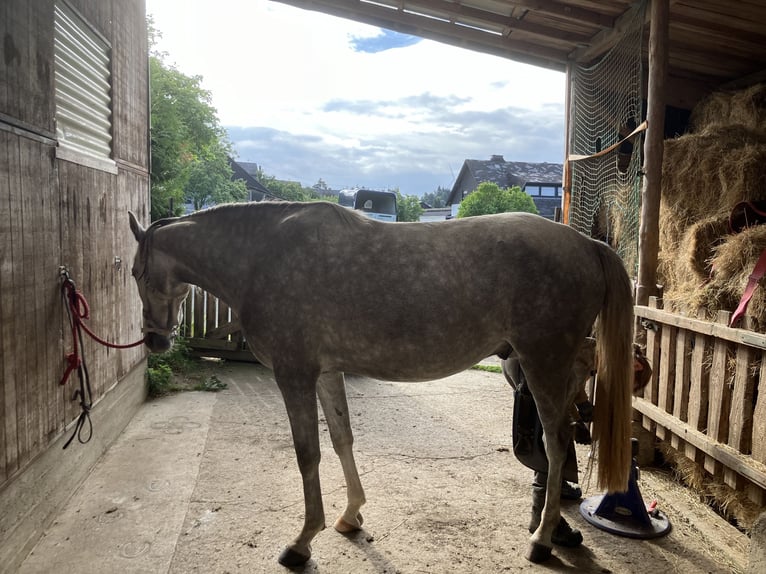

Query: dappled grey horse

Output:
[129, 201, 634, 566]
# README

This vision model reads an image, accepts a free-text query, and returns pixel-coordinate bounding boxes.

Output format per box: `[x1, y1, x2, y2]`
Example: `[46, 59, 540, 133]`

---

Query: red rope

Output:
[62, 281, 146, 350]
[60, 274, 145, 388]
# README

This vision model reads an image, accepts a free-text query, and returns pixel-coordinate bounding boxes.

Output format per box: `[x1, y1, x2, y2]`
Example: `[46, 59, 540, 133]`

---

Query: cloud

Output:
[147, 0, 566, 196]
[227, 96, 564, 195]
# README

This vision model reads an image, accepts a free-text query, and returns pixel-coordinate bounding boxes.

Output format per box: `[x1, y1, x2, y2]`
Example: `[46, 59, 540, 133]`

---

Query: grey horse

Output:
[128, 201, 634, 566]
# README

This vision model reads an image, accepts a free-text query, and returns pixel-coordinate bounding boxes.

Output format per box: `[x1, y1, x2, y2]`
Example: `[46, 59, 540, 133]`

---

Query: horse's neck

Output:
[155, 215, 251, 306]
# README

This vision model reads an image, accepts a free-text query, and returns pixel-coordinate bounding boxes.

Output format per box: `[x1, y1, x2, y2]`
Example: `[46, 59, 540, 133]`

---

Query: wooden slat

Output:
[8, 131, 25, 474]
[633, 396, 766, 491]
[192, 286, 204, 339]
[204, 291, 215, 337]
[204, 320, 242, 341]
[186, 338, 240, 351]
[705, 311, 731, 475]
[749, 354, 766, 504]
[726, 336, 755, 489]
[20, 136, 42, 459]
[642, 297, 661, 432]
[671, 326, 691, 450]
[686, 309, 710, 453]
[635, 304, 766, 349]
[0, 130, 13, 483]
[656, 320, 676, 440]
[728, 333, 755, 454]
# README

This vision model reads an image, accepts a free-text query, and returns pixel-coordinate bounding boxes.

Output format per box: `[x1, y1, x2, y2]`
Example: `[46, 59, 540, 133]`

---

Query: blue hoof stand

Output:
[580, 439, 671, 539]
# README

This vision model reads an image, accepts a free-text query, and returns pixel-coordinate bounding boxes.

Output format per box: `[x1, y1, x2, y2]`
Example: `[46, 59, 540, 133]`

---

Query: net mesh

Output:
[568, 2, 646, 275]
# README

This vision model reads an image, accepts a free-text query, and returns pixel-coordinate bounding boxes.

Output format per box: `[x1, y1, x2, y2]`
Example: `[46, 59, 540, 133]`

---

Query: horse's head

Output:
[129, 211, 190, 353]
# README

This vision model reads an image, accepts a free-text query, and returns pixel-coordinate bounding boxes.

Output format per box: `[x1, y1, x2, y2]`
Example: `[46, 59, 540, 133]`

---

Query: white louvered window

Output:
[54, 1, 115, 172]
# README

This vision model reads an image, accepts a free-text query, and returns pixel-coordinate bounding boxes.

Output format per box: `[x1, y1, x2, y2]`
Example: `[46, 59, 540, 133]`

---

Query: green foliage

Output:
[147, 363, 173, 396]
[457, 182, 538, 218]
[259, 175, 310, 202]
[146, 337, 195, 397]
[193, 374, 227, 392]
[394, 189, 424, 222]
[185, 146, 248, 211]
[421, 186, 451, 208]
[472, 364, 502, 374]
[148, 18, 246, 219]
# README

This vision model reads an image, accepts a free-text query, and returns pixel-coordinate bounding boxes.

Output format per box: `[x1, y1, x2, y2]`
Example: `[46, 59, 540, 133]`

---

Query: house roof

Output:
[229, 159, 272, 197]
[271, 1, 766, 110]
[446, 155, 563, 204]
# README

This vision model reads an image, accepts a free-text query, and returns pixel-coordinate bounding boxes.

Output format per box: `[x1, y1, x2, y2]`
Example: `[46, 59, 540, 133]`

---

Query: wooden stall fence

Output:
[635, 297, 766, 507]
[180, 287, 255, 362]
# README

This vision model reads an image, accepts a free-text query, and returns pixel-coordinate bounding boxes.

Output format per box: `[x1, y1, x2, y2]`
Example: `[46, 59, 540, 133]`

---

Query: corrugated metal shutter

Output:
[54, 2, 113, 162]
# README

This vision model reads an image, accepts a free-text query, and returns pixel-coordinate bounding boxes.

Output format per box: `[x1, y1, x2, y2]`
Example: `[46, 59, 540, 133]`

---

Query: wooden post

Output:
[562, 63, 573, 224]
[636, 0, 668, 305]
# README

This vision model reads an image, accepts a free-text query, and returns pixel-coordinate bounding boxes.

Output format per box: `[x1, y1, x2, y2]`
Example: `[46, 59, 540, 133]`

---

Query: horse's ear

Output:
[128, 211, 145, 242]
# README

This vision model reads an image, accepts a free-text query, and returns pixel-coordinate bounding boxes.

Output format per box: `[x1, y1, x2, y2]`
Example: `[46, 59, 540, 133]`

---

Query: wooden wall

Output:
[0, 0, 149, 489]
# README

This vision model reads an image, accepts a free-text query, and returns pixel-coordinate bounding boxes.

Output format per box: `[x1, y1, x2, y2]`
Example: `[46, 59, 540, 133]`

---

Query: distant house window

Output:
[524, 184, 560, 197]
[540, 186, 559, 197]
[53, 1, 115, 173]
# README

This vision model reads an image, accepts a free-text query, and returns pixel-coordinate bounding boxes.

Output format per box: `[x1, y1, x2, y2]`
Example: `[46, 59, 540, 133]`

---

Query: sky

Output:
[145, 0, 566, 196]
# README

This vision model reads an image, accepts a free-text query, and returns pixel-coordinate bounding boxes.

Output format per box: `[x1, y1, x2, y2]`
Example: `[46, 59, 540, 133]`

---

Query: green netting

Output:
[568, 1, 646, 276]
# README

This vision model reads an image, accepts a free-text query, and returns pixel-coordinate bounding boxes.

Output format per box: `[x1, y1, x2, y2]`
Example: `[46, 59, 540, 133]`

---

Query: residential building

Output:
[446, 155, 563, 219]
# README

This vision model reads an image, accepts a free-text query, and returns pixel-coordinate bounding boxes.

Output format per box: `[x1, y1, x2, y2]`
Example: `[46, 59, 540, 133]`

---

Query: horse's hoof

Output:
[526, 542, 553, 563]
[334, 513, 364, 533]
[278, 546, 311, 568]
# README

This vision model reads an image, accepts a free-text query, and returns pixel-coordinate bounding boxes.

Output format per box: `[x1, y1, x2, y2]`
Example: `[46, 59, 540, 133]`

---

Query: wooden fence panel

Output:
[180, 288, 253, 361]
[635, 301, 766, 505]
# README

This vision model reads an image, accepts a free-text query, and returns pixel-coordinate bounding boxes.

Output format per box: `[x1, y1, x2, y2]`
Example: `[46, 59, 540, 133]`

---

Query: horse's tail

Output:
[592, 242, 634, 493]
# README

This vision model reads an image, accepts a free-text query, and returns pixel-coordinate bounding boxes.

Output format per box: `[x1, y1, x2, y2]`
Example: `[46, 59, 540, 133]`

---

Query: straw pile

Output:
[658, 83, 766, 328]
[659, 441, 763, 532]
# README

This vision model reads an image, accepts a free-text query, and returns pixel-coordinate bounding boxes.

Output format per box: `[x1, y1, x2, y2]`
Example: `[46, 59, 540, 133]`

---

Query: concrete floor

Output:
[18, 362, 749, 573]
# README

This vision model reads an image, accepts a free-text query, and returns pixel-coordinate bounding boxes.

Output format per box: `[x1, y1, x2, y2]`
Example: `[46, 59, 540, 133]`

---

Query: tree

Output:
[394, 189, 424, 222]
[148, 18, 246, 219]
[185, 147, 247, 211]
[421, 186, 451, 208]
[256, 173, 310, 202]
[457, 182, 538, 218]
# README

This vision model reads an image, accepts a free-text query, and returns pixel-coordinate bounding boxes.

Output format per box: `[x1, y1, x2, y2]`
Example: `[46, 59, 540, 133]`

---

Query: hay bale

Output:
[690, 83, 766, 132]
[707, 226, 766, 329]
[661, 224, 766, 327]
[659, 110, 766, 324]
[661, 216, 728, 308]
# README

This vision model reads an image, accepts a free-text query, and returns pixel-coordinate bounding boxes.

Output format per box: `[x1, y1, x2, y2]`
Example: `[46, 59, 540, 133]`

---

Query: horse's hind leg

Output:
[520, 359, 581, 563]
[317, 372, 366, 533]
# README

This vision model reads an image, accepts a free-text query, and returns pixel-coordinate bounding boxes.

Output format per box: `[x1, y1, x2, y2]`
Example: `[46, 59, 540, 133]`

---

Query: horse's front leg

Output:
[274, 369, 325, 568]
[317, 372, 366, 533]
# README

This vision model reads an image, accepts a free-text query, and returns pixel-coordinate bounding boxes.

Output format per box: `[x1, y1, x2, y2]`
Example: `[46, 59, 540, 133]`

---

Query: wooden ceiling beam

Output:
[398, 0, 593, 44]
[272, 0, 570, 70]
[507, 0, 615, 28]
[569, 1, 645, 64]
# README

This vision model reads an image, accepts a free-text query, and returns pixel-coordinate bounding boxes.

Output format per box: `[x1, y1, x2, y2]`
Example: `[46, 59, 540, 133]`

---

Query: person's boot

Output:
[572, 419, 592, 445]
[528, 482, 584, 547]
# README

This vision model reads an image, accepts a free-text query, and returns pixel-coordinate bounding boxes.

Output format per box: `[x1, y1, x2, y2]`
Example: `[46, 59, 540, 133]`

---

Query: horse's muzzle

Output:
[144, 331, 173, 353]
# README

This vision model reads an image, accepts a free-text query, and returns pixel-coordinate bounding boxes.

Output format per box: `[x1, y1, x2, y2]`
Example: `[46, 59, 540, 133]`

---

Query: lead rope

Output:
[60, 268, 145, 449]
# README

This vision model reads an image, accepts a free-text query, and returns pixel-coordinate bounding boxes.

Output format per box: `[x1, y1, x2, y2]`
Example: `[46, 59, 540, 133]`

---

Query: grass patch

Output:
[147, 337, 228, 397]
[472, 364, 502, 374]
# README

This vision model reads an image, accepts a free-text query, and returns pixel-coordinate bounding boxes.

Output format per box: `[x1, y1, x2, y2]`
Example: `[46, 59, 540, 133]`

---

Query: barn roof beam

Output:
[272, 0, 570, 70]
